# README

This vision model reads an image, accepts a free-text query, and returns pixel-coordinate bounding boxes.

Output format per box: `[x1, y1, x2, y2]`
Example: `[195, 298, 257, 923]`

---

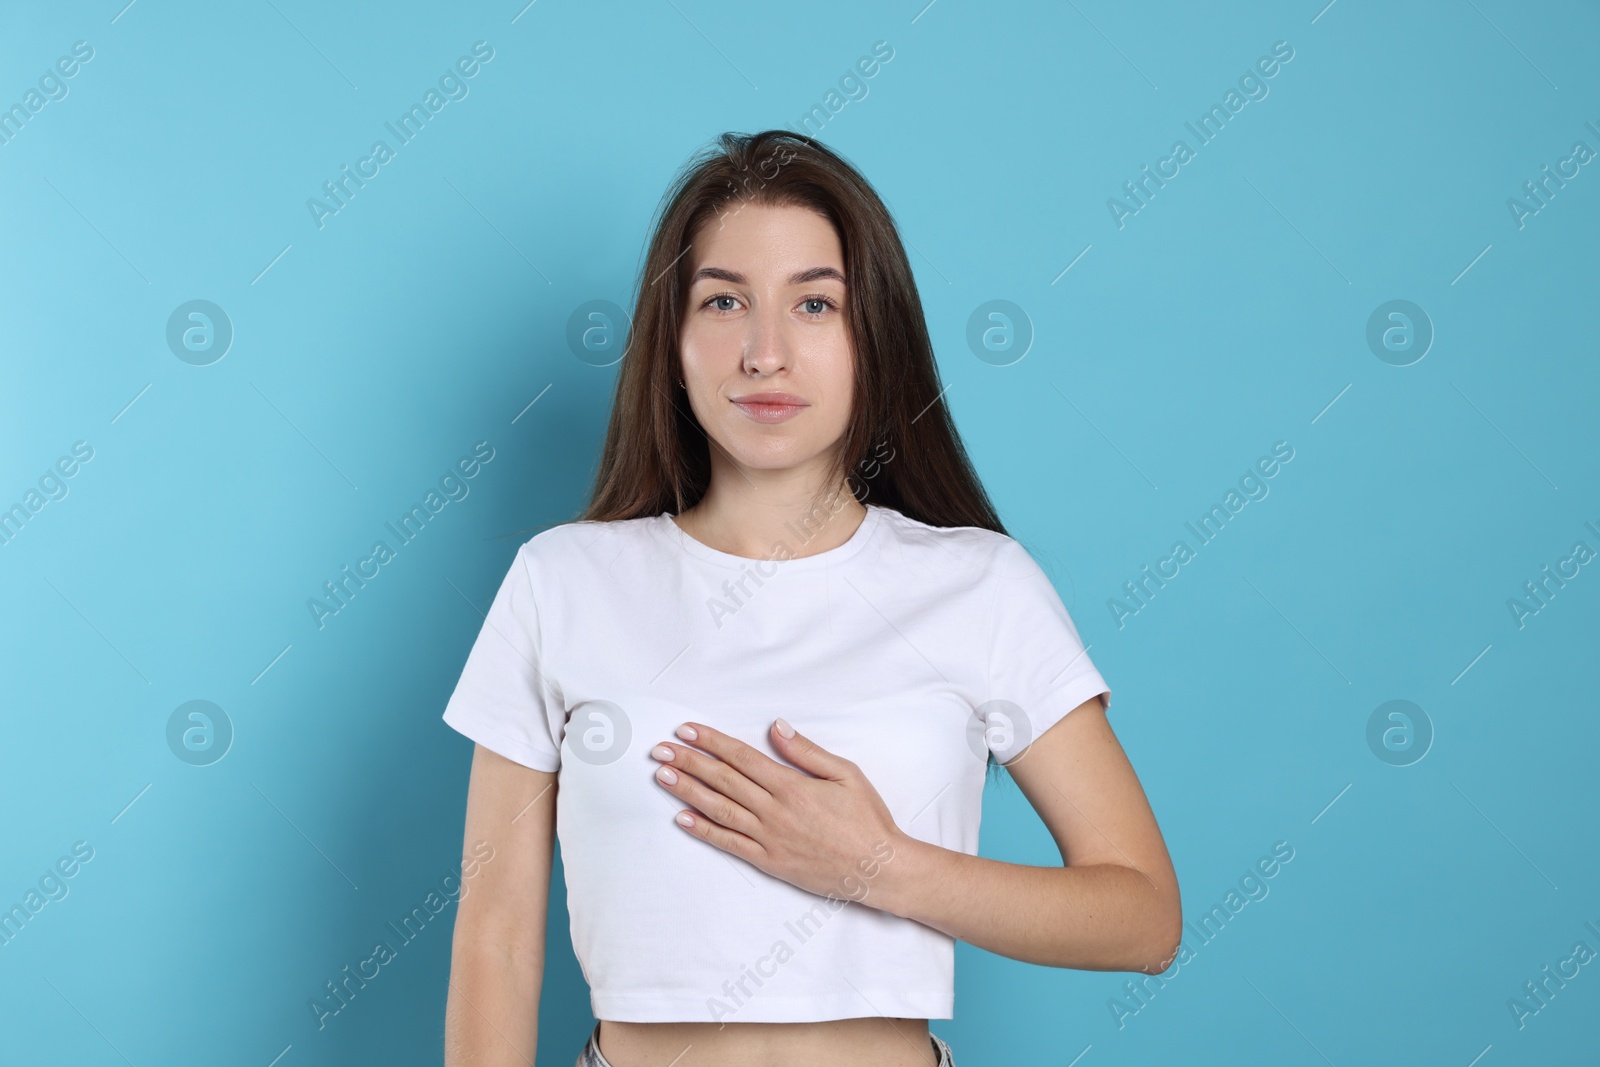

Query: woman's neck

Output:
[673, 486, 867, 561]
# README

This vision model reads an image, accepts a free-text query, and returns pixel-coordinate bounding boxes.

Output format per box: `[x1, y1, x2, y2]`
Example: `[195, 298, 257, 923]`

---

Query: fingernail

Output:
[651, 744, 674, 761]
[675, 812, 695, 827]
[656, 766, 678, 785]
[676, 723, 698, 741]
[775, 717, 794, 739]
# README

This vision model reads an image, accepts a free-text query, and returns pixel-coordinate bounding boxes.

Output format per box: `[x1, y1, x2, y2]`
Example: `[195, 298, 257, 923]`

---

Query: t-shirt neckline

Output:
[657, 503, 884, 571]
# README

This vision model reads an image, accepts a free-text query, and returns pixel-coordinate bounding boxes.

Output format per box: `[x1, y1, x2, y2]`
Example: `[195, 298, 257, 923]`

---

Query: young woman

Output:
[441, 130, 1181, 1067]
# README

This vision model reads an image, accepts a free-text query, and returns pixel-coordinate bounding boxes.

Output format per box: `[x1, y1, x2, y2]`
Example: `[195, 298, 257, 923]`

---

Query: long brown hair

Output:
[579, 129, 1020, 780]
[579, 129, 1005, 538]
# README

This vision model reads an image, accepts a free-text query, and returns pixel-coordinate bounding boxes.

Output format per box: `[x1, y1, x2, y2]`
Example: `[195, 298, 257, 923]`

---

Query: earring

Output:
[678, 377, 686, 388]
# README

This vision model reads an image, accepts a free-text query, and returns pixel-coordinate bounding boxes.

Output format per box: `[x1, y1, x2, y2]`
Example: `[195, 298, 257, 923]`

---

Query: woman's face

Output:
[678, 201, 853, 483]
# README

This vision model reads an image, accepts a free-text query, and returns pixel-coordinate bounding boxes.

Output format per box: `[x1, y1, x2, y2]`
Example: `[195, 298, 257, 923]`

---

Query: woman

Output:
[441, 129, 1181, 1067]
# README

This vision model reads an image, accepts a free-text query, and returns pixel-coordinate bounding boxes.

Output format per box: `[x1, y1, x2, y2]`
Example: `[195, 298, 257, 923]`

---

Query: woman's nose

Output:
[740, 309, 791, 374]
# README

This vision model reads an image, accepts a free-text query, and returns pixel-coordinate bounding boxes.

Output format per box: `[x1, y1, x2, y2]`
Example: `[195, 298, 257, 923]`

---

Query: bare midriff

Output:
[597, 1017, 939, 1067]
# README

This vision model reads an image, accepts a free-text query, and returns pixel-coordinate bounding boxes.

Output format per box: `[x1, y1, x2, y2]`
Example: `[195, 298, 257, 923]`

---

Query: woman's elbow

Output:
[1136, 885, 1184, 974]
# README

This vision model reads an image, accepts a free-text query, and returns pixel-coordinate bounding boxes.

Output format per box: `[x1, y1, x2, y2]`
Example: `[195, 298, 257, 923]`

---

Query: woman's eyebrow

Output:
[689, 266, 846, 286]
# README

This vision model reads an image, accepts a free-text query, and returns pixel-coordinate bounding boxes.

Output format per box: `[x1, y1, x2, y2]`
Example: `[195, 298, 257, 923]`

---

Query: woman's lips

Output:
[733, 400, 807, 423]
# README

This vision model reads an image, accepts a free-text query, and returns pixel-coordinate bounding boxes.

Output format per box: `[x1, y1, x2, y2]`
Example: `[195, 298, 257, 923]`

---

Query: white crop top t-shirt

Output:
[441, 502, 1111, 1024]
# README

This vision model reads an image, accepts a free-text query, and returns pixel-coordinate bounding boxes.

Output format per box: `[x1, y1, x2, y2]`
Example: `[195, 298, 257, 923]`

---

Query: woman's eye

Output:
[703, 294, 835, 316]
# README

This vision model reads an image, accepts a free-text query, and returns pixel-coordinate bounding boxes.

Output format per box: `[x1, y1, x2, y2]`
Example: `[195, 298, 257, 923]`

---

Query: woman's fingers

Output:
[651, 742, 763, 835]
[670, 804, 765, 864]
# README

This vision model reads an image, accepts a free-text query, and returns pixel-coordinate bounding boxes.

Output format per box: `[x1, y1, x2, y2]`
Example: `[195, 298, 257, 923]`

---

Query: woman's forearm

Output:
[867, 833, 1181, 973]
[444, 931, 542, 1066]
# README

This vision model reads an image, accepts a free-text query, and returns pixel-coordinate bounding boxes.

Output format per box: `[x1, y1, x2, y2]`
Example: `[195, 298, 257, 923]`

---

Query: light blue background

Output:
[2, 1, 1596, 1063]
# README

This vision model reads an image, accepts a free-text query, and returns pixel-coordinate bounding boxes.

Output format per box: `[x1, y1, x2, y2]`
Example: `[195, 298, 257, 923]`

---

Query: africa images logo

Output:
[306, 41, 495, 230]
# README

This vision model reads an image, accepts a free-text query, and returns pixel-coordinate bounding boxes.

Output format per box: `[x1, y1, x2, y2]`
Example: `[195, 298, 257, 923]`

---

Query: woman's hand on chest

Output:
[649, 718, 909, 905]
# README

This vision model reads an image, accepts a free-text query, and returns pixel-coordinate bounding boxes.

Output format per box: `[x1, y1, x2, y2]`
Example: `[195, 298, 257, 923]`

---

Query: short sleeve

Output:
[982, 537, 1110, 763]
[441, 542, 564, 772]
